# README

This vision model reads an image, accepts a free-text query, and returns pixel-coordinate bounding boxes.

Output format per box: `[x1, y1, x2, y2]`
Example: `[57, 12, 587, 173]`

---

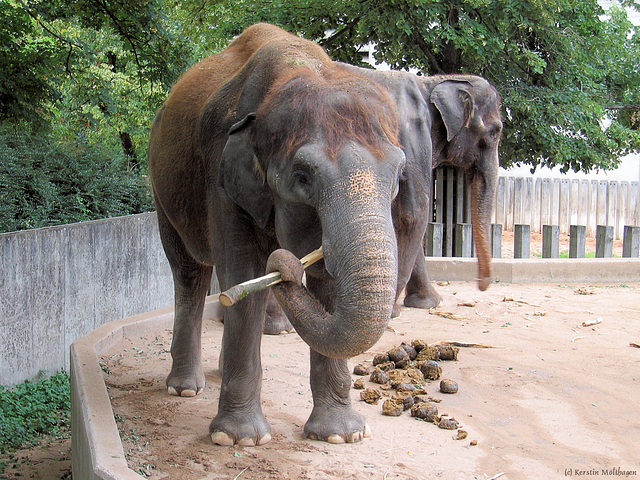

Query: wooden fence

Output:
[432, 166, 640, 246]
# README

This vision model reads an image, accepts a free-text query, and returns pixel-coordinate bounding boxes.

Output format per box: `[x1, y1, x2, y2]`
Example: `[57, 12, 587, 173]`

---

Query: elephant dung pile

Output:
[353, 340, 465, 434]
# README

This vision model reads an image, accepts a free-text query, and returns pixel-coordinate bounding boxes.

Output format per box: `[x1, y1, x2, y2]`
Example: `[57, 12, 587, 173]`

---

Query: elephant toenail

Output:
[237, 437, 257, 446]
[180, 389, 197, 397]
[327, 434, 345, 444]
[210, 431, 235, 446]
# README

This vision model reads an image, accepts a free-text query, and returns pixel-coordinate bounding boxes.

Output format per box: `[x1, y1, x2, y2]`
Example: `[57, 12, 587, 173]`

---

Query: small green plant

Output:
[0, 372, 71, 454]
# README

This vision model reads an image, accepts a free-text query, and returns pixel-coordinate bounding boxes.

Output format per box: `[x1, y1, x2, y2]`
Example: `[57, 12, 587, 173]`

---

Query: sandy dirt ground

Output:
[92, 279, 640, 480]
[0, 234, 634, 480]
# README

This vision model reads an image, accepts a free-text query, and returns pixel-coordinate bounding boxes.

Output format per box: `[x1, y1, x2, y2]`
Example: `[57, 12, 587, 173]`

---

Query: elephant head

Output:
[429, 77, 502, 290]
[218, 68, 406, 358]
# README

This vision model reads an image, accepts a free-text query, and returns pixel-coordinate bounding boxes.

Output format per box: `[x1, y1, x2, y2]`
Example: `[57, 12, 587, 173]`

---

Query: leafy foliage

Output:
[0, 372, 71, 454]
[0, 125, 153, 232]
[204, 0, 640, 174]
[1, 0, 639, 232]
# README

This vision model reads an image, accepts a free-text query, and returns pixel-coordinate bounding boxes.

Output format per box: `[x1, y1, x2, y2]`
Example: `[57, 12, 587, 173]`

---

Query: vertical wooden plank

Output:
[608, 181, 619, 239]
[504, 177, 512, 231]
[435, 168, 444, 224]
[578, 180, 589, 228]
[465, 178, 472, 224]
[597, 180, 608, 229]
[445, 167, 454, 256]
[456, 170, 465, 224]
[552, 179, 561, 227]
[630, 182, 640, 228]
[588, 180, 598, 237]
[559, 178, 570, 234]
[426, 223, 443, 257]
[513, 177, 523, 226]
[495, 176, 506, 226]
[524, 178, 534, 230]
[570, 179, 580, 228]
[620, 181, 629, 238]
[533, 178, 542, 234]
[541, 178, 552, 227]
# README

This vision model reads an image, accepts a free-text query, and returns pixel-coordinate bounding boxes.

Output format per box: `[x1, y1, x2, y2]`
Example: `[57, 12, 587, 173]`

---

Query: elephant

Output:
[149, 23, 405, 446]
[343, 66, 504, 313]
[148, 22, 501, 447]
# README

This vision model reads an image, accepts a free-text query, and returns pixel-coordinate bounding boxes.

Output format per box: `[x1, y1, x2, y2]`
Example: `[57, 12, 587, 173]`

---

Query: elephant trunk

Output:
[469, 159, 498, 291]
[268, 193, 397, 359]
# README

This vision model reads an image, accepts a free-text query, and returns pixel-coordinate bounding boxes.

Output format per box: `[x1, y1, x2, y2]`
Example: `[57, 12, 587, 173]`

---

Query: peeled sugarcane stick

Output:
[219, 247, 324, 307]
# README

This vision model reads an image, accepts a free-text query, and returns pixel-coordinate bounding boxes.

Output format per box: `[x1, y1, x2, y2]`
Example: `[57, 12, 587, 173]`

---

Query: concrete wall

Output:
[0, 212, 174, 386]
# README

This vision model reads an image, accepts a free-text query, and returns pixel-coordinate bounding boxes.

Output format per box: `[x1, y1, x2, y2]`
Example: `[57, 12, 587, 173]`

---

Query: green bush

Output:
[0, 126, 154, 233]
[0, 372, 71, 454]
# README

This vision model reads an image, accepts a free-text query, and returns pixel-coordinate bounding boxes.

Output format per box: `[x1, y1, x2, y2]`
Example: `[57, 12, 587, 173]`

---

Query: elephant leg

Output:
[210, 239, 272, 446]
[263, 289, 294, 335]
[157, 209, 213, 397]
[302, 276, 369, 443]
[210, 290, 271, 446]
[305, 349, 370, 443]
[404, 252, 442, 309]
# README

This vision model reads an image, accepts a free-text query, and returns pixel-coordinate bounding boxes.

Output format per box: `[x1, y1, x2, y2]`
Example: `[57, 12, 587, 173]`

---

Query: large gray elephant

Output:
[148, 23, 501, 447]
[150, 23, 405, 446]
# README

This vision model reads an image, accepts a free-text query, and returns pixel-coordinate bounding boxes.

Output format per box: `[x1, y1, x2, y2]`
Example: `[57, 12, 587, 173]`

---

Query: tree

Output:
[1, 0, 191, 161]
[201, 0, 640, 174]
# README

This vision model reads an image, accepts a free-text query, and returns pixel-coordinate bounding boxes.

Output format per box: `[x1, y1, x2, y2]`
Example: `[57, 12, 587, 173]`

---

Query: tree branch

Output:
[319, 15, 363, 48]
[412, 29, 444, 74]
[604, 104, 640, 110]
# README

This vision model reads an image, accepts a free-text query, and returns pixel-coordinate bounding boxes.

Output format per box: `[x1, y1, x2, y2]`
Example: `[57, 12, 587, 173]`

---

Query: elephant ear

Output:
[218, 113, 273, 229]
[430, 81, 475, 142]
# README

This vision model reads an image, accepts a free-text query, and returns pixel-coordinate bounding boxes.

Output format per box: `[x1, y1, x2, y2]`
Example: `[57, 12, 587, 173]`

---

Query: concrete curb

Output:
[70, 297, 222, 480]
[426, 257, 640, 284]
[70, 257, 639, 479]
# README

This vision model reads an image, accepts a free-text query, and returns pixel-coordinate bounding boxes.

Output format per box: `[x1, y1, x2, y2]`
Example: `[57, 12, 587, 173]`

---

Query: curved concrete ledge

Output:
[426, 257, 640, 284]
[70, 297, 222, 480]
[70, 257, 639, 479]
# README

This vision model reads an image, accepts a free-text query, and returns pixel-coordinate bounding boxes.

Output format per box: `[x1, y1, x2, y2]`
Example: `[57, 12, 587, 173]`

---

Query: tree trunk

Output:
[442, 8, 462, 74]
[119, 131, 139, 170]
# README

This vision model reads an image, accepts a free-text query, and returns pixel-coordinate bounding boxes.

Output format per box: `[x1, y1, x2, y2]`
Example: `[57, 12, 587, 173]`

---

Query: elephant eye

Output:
[293, 167, 311, 186]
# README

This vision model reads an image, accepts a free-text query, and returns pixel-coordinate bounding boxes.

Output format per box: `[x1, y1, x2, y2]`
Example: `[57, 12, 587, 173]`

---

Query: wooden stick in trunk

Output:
[219, 247, 324, 307]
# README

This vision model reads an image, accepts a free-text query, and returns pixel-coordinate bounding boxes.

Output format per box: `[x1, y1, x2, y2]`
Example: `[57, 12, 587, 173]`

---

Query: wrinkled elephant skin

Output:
[148, 24, 406, 446]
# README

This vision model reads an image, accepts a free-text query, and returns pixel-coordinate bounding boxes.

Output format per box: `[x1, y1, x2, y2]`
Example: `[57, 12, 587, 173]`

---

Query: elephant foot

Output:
[166, 364, 205, 397]
[263, 311, 295, 335]
[304, 405, 371, 444]
[392, 303, 403, 318]
[404, 290, 442, 310]
[209, 411, 272, 446]
[264, 290, 295, 335]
